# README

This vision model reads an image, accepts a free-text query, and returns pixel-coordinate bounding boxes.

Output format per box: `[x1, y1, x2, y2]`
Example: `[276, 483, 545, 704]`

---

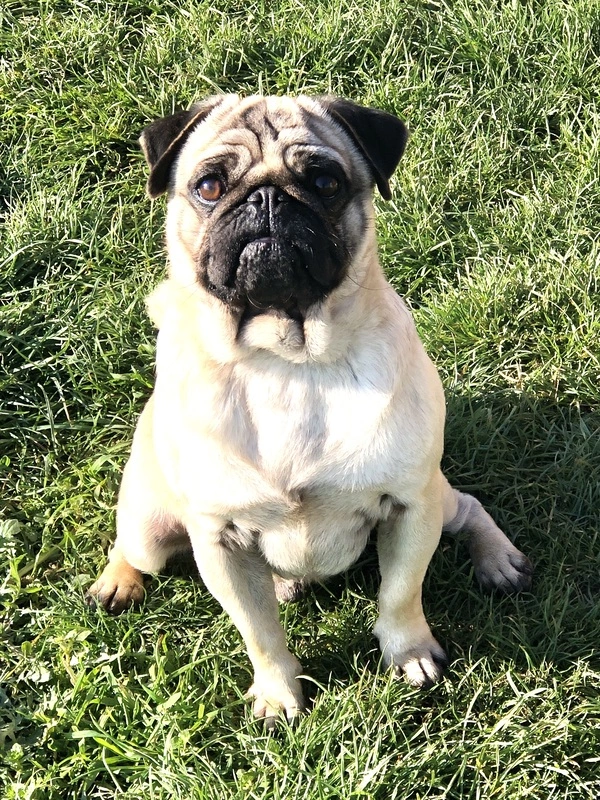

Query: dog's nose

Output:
[246, 186, 287, 208]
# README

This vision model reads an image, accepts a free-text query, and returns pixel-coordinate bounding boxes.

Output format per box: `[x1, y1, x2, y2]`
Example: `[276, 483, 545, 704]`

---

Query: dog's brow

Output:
[283, 144, 348, 177]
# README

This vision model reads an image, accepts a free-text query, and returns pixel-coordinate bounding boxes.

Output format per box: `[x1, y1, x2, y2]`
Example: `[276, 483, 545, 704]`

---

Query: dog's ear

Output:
[139, 97, 224, 198]
[318, 97, 408, 200]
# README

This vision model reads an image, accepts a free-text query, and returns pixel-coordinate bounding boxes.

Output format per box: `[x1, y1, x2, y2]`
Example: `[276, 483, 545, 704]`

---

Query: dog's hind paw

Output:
[471, 542, 533, 594]
[272, 574, 308, 604]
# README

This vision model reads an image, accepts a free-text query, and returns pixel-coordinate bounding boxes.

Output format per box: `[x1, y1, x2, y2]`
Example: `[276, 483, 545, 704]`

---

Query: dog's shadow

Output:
[438, 389, 600, 675]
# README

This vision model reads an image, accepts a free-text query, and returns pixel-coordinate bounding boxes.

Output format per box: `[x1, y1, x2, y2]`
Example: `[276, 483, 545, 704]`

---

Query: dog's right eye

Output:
[312, 172, 340, 199]
[196, 175, 226, 203]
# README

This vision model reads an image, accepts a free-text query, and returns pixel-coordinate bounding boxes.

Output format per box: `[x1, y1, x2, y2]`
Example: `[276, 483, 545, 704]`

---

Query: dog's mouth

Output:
[247, 236, 274, 246]
[236, 237, 307, 307]
[199, 187, 348, 315]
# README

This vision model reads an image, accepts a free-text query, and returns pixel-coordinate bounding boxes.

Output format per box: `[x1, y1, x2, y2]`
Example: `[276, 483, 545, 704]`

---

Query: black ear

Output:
[139, 97, 224, 198]
[318, 97, 408, 200]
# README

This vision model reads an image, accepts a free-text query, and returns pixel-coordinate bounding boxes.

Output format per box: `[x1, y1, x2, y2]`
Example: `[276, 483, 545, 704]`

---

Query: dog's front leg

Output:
[187, 521, 304, 725]
[374, 471, 448, 688]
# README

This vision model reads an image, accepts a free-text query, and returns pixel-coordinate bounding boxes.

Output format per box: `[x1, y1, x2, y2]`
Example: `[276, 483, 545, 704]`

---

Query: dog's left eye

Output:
[313, 173, 340, 198]
[196, 175, 226, 203]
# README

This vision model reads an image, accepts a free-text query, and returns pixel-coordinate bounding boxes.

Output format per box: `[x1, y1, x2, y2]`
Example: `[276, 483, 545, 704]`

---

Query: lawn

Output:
[1, 0, 599, 797]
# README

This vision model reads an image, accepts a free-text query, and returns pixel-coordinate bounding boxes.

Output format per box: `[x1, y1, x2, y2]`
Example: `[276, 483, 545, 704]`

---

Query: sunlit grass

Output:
[1, 1, 599, 797]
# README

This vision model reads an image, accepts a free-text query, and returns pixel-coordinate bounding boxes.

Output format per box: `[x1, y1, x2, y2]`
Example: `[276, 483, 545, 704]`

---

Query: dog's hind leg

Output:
[441, 476, 533, 593]
[87, 397, 187, 613]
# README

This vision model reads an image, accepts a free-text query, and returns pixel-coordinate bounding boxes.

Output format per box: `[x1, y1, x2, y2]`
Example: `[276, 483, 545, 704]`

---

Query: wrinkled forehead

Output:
[176, 95, 365, 182]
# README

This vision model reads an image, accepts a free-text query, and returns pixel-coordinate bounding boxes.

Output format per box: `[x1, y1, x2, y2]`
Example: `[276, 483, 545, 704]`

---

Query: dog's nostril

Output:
[246, 189, 264, 205]
[246, 186, 286, 206]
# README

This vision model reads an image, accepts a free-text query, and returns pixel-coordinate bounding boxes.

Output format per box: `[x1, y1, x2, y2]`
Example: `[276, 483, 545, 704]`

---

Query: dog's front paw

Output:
[375, 621, 448, 688]
[392, 640, 448, 688]
[86, 561, 145, 614]
[249, 683, 305, 728]
[471, 542, 533, 594]
[247, 662, 305, 728]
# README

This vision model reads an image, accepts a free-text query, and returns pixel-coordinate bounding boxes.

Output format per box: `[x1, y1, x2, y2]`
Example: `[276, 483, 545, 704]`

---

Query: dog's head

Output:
[140, 95, 407, 321]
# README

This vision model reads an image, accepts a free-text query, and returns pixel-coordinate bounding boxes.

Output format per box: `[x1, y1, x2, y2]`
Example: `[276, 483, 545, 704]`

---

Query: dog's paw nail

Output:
[389, 640, 448, 688]
[86, 584, 116, 612]
[253, 702, 303, 729]
[263, 714, 279, 732]
[509, 552, 534, 576]
[401, 655, 446, 687]
[85, 576, 144, 614]
[249, 677, 305, 727]
[432, 649, 449, 668]
[258, 705, 302, 731]
[475, 548, 533, 594]
[108, 598, 128, 615]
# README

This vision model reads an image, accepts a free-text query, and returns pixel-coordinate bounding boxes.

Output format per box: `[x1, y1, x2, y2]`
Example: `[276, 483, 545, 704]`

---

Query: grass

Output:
[1, 0, 599, 797]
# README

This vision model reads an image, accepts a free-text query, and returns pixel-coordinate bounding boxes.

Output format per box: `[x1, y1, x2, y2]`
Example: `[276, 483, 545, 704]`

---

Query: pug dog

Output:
[87, 95, 532, 724]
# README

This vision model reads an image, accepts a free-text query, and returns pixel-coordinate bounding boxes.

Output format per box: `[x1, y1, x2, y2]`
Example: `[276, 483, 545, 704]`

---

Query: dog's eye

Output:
[313, 173, 339, 199]
[196, 175, 226, 203]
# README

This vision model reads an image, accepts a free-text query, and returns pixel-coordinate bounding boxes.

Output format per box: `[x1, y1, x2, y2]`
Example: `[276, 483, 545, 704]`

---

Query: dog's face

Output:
[140, 96, 408, 319]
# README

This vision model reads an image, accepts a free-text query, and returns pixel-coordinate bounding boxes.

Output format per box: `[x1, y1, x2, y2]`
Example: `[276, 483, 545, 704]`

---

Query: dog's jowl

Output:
[87, 95, 533, 724]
